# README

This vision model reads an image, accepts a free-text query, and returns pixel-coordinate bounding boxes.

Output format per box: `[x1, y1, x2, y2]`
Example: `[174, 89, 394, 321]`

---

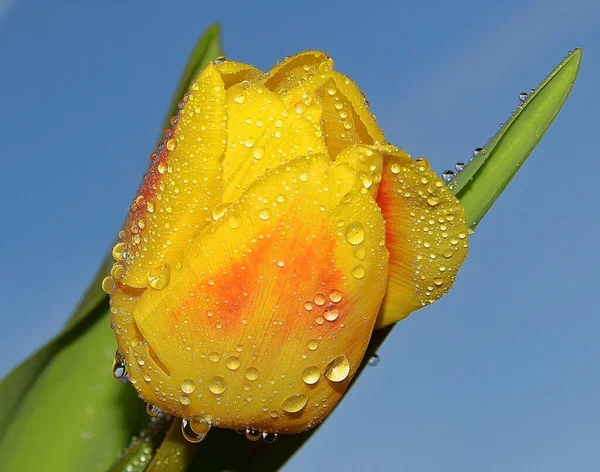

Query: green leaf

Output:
[449, 48, 582, 228]
[0, 23, 223, 471]
[0, 312, 146, 471]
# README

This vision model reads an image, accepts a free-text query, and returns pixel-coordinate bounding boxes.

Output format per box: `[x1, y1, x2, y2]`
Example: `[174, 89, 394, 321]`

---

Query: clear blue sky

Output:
[1, 1, 599, 470]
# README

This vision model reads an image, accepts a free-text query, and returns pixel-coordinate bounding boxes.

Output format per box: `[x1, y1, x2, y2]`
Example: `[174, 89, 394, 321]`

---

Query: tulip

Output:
[105, 51, 469, 436]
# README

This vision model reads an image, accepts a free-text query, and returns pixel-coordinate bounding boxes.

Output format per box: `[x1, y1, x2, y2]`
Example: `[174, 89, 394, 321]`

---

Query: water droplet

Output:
[214, 56, 227, 65]
[252, 147, 265, 160]
[367, 354, 380, 367]
[212, 202, 228, 221]
[314, 293, 326, 306]
[302, 365, 321, 385]
[262, 432, 278, 443]
[455, 162, 466, 172]
[209, 352, 220, 362]
[354, 246, 367, 261]
[518, 91, 528, 102]
[329, 289, 342, 303]
[308, 340, 318, 351]
[227, 213, 242, 229]
[350, 264, 366, 279]
[442, 170, 455, 183]
[282, 393, 308, 413]
[181, 379, 196, 394]
[325, 355, 350, 382]
[345, 223, 365, 245]
[166, 139, 177, 151]
[226, 356, 241, 370]
[181, 418, 210, 443]
[427, 196, 440, 206]
[234, 94, 246, 104]
[294, 102, 307, 114]
[112, 242, 127, 262]
[112, 353, 128, 383]
[259, 209, 271, 221]
[472, 148, 483, 157]
[245, 367, 259, 381]
[299, 172, 309, 182]
[190, 417, 211, 436]
[179, 395, 191, 405]
[245, 428, 261, 441]
[324, 307, 339, 321]
[102, 276, 116, 295]
[146, 403, 161, 416]
[208, 376, 227, 395]
[148, 263, 171, 290]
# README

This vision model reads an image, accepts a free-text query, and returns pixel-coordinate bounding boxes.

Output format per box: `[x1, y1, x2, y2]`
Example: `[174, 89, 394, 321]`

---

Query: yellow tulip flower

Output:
[104, 51, 468, 439]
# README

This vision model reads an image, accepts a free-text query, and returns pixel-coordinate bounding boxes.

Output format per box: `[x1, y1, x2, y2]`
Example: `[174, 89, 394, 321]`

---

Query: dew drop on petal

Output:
[208, 376, 227, 395]
[281, 393, 308, 413]
[324, 307, 339, 321]
[367, 354, 380, 367]
[112, 242, 127, 262]
[179, 395, 191, 405]
[148, 263, 171, 290]
[245, 428, 261, 441]
[112, 353, 128, 383]
[102, 276, 116, 295]
[245, 367, 259, 381]
[252, 147, 265, 160]
[345, 223, 365, 245]
[302, 366, 321, 385]
[328, 289, 342, 303]
[262, 432, 278, 443]
[227, 214, 242, 229]
[226, 356, 241, 370]
[325, 355, 350, 382]
[181, 418, 209, 443]
[146, 403, 161, 416]
[181, 379, 196, 394]
[350, 264, 366, 279]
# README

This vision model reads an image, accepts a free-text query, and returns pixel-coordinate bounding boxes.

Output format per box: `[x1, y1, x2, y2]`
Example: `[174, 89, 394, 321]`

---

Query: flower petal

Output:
[214, 60, 261, 88]
[375, 145, 469, 328]
[261, 51, 385, 157]
[118, 64, 226, 288]
[262, 50, 333, 95]
[220, 80, 327, 204]
[118, 155, 388, 433]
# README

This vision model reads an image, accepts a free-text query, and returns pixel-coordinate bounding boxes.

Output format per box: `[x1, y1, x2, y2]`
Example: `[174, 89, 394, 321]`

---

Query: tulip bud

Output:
[106, 51, 468, 437]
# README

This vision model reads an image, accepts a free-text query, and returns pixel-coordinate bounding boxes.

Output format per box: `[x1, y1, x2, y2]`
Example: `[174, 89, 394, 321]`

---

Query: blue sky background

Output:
[1, 1, 599, 470]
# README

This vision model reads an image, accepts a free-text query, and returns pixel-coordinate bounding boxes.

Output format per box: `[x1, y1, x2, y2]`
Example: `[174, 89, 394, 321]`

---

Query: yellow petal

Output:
[214, 60, 261, 89]
[262, 50, 333, 95]
[375, 145, 469, 328]
[261, 51, 386, 157]
[118, 64, 226, 288]
[220, 80, 327, 204]
[114, 155, 388, 433]
[334, 144, 383, 200]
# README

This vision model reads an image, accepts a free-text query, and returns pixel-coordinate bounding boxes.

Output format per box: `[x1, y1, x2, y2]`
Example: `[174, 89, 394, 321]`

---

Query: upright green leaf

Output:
[450, 49, 582, 228]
